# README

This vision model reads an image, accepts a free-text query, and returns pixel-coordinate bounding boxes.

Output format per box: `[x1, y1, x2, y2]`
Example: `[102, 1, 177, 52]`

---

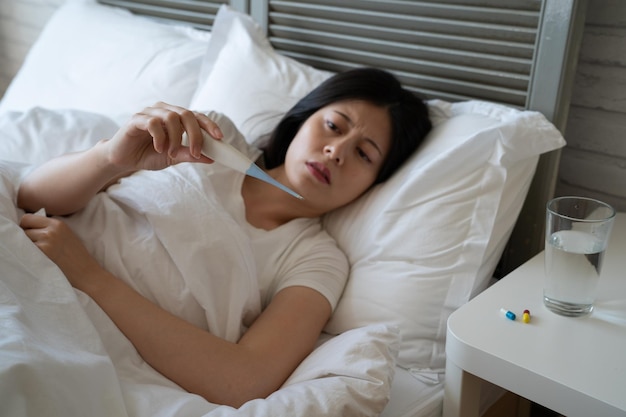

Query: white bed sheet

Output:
[382, 368, 443, 417]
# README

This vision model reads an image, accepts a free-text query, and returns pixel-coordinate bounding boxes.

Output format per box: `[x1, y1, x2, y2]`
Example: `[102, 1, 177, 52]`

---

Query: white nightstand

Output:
[443, 213, 626, 417]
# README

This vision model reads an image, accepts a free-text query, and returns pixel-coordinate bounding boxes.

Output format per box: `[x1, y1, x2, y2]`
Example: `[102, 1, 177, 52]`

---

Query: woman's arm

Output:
[18, 103, 221, 216]
[19, 214, 330, 407]
[90, 275, 330, 406]
[18, 142, 128, 215]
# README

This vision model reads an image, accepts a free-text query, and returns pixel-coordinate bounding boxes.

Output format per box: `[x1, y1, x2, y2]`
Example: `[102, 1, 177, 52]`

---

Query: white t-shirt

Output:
[211, 164, 349, 310]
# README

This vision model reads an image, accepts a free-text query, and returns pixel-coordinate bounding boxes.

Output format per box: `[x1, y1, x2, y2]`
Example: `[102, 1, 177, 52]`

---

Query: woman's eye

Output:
[358, 148, 372, 163]
[326, 120, 339, 132]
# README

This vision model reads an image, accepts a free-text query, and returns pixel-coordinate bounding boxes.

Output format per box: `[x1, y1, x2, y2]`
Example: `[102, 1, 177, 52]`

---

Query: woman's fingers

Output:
[162, 106, 224, 160]
[145, 103, 223, 158]
[20, 212, 49, 230]
[175, 107, 204, 159]
[142, 113, 168, 154]
[186, 112, 224, 162]
[140, 103, 183, 156]
[118, 103, 223, 168]
[194, 111, 223, 139]
[164, 107, 193, 158]
[20, 214, 59, 254]
[20, 214, 99, 284]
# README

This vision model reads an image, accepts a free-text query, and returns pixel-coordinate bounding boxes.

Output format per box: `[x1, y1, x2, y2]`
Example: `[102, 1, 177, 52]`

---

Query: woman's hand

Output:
[105, 102, 223, 172]
[20, 214, 100, 289]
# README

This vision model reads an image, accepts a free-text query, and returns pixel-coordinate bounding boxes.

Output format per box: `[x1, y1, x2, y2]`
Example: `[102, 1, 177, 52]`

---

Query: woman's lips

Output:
[306, 162, 331, 185]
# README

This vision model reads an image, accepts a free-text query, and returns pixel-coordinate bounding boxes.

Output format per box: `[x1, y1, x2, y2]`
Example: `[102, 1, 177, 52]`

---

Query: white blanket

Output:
[64, 163, 262, 342]
[0, 108, 399, 417]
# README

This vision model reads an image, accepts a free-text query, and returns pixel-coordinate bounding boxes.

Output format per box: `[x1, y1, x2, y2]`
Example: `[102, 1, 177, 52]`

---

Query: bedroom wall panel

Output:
[557, 0, 626, 211]
[0, 0, 64, 96]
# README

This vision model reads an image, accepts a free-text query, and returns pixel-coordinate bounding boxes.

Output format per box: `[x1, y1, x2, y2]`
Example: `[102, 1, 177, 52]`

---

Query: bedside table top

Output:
[445, 213, 626, 417]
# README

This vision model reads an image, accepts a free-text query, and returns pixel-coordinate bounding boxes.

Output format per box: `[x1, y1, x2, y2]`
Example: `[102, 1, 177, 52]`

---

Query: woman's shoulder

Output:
[267, 218, 348, 266]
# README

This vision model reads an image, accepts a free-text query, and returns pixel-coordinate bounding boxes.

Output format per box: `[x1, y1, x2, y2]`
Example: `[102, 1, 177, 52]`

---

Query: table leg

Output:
[443, 359, 482, 417]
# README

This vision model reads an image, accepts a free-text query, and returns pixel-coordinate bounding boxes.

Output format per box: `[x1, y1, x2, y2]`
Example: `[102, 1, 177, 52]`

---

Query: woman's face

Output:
[283, 99, 392, 213]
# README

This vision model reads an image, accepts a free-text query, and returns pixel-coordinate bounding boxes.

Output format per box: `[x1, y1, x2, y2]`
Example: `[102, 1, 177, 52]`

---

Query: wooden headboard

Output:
[98, 0, 588, 274]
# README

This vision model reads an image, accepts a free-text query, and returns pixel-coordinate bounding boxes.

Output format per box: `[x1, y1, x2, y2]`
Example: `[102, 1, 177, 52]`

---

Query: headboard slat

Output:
[266, 0, 541, 107]
[269, 0, 541, 27]
[269, 14, 536, 60]
[270, 26, 534, 73]
[99, 0, 225, 29]
[268, 2, 540, 43]
[275, 43, 529, 106]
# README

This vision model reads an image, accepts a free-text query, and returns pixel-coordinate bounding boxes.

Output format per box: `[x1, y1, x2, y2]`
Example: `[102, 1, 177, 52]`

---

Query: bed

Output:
[0, 1, 586, 416]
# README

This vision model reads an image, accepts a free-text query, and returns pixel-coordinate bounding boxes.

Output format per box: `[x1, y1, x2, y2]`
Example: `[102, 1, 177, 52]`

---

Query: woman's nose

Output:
[324, 139, 347, 165]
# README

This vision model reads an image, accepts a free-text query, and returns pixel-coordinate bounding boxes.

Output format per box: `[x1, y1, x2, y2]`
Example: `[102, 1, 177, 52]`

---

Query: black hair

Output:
[262, 67, 432, 184]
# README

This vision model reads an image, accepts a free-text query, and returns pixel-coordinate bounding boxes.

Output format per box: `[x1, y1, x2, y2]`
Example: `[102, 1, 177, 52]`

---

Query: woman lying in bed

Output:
[17, 68, 431, 407]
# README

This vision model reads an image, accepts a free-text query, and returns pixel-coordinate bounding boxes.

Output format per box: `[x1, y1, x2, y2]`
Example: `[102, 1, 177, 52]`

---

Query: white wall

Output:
[0, 0, 64, 95]
[2, 0, 626, 212]
[557, 0, 626, 211]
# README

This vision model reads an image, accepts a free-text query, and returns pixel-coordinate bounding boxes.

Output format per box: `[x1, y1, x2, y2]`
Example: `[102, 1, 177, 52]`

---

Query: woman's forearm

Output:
[17, 140, 131, 215]
[18, 104, 223, 216]
[81, 268, 277, 408]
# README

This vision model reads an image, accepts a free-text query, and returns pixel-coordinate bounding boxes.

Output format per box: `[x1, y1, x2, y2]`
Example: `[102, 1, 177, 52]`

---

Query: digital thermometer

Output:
[181, 130, 303, 200]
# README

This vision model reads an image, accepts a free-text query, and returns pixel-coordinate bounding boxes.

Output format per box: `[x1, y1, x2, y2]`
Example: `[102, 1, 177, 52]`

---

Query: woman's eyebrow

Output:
[332, 110, 383, 156]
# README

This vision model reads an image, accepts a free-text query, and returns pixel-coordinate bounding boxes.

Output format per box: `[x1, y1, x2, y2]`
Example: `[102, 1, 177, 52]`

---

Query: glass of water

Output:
[544, 196, 615, 317]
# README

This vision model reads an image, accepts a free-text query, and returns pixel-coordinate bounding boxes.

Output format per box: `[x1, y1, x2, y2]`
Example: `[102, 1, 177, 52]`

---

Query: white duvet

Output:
[0, 108, 399, 417]
[65, 162, 262, 343]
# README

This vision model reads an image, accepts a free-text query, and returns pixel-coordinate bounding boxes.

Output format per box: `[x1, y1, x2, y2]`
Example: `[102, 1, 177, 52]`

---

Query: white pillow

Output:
[227, 324, 400, 417]
[0, 0, 210, 124]
[190, 5, 332, 145]
[189, 5, 567, 377]
[323, 100, 566, 374]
